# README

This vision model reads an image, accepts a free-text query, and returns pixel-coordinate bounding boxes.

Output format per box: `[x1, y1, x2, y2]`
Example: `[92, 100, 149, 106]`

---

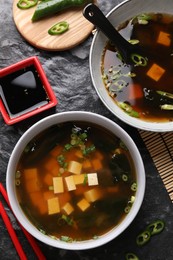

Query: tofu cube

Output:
[146, 63, 165, 81]
[77, 198, 90, 211]
[87, 173, 98, 186]
[48, 197, 60, 215]
[73, 174, 85, 185]
[62, 202, 74, 215]
[53, 177, 64, 193]
[157, 31, 171, 46]
[84, 188, 102, 202]
[65, 176, 76, 191]
[68, 161, 82, 174]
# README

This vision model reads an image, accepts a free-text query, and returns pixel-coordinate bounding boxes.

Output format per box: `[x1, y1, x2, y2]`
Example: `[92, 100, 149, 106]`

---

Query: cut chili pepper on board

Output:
[17, 0, 38, 9]
[48, 21, 69, 35]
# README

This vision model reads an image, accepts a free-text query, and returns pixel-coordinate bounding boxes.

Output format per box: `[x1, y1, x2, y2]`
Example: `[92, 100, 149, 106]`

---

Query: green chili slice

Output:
[136, 230, 151, 246]
[146, 220, 165, 236]
[131, 53, 148, 66]
[48, 21, 69, 35]
[125, 252, 139, 260]
[17, 0, 38, 9]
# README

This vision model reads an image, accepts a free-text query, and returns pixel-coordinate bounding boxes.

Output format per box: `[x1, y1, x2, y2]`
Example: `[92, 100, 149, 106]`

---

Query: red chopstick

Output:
[0, 183, 46, 260]
[0, 202, 27, 260]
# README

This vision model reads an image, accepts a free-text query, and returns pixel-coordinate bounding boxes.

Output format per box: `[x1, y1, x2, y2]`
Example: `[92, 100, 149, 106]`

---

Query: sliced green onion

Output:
[128, 39, 140, 45]
[131, 53, 148, 66]
[131, 182, 137, 191]
[124, 206, 131, 213]
[82, 145, 96, 156]
[119, 141, 128, 151]
[64, 143, 72, 151]
[38, 228, 46, 235]
[60, 235, 73, 242]
[118, 102, 139, 118]
[15, 170, 21, 178]
[57, 154, 66, 167]
[79, 133, 87, 140]
[83, 173, 88, 185]
[15, 179, 21, 186]
[61, 214, 74, 226]
[160, 104, 173, 110]
[122, 174, 128, 182]
[119, 102, 132, 112]
[133, 13, 152, 25]
[156, 90, 173, 99]
[49, 185, 54, 191]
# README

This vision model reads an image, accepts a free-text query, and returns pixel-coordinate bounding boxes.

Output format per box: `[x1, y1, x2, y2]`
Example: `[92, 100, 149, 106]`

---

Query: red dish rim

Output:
[0, 56, 57, 125]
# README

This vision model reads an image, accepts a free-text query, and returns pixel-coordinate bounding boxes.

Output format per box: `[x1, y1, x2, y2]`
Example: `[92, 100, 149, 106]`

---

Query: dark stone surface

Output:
[1, 0, 173, 259]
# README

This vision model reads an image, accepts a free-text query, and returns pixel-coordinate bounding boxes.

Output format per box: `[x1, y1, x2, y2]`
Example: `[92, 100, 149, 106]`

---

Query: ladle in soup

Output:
[83, 3, 147, 66]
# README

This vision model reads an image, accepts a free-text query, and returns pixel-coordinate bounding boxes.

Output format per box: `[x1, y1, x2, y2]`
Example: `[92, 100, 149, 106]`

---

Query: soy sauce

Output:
[0, 65, 49, 117]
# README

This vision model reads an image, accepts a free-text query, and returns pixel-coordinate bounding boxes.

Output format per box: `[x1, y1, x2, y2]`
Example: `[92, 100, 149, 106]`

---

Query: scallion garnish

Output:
[160, 104, 173, 110]
[118, 102, 139, 118]
[131, 182, 137, 191]
[157, 90, 173, 99]
[60, 235, 73, 242]
[61, 214, 74, 226]
[131, 53, 148, 66]
[82, 144, 96, 156]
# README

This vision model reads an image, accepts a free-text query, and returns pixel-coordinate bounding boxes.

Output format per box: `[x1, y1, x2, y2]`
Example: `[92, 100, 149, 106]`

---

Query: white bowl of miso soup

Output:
[6, 111, 145, 250]
[90, 0, 173, 131]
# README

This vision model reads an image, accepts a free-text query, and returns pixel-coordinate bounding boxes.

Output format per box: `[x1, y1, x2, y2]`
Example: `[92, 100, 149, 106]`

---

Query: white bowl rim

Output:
[6, 111, 145, 250]
[89, 0, 173, 132]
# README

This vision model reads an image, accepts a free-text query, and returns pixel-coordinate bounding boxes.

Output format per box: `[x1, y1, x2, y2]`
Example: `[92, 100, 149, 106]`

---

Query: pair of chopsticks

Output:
[0, 183, 46, 260]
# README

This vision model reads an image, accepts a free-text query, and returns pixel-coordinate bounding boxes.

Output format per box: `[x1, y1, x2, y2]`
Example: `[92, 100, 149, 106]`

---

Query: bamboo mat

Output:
[139, 130, 173, 202]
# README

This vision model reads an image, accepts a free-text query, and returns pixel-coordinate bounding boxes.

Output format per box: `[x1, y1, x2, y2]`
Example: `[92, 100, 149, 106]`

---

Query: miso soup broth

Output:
[101, 13, 173, 122]
[15, 122, 137, 242]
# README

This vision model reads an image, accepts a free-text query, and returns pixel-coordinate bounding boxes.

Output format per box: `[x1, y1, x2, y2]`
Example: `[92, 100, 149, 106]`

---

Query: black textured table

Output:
[1, 0, 173, 259]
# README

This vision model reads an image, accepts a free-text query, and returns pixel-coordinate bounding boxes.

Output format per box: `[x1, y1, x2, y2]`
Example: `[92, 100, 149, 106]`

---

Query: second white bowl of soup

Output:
[90, 0, 173, 132]
[6, 111, 145, 250]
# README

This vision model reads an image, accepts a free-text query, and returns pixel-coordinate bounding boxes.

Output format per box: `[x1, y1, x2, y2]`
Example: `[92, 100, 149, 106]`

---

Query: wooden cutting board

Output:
[13, 0, 95, 51]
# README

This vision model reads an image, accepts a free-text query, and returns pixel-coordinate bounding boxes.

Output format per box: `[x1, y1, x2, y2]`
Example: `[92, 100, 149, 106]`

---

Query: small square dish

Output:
[0, 56, 57, 125]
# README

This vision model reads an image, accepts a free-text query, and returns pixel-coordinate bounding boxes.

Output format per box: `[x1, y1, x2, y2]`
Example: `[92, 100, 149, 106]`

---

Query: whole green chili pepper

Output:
[48, 21, 69, 35]
[17, 0, 38, 9]
[146, 220, 165, 236]
[136, 230, 151, 246]
[32, 0, 90, 22]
